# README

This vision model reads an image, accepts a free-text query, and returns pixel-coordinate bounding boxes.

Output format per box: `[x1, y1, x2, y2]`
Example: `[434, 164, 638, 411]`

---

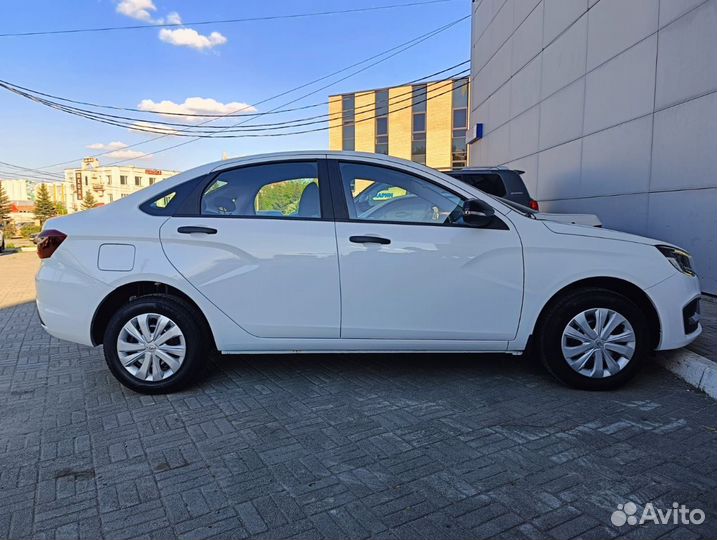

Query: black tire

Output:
[537, 287, 650, 390]
[103, 294, 209, 394]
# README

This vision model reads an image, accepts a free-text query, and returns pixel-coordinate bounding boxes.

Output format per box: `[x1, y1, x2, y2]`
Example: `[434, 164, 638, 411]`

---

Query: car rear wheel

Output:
[103, 294, 207, 393]
[537, 288, 649, 390]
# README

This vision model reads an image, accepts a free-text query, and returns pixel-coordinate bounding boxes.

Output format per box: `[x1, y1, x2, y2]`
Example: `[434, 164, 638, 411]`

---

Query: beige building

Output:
[63, 158, 178, 212]
[329, 77, 469, 170]
[0, 178, 30, 201]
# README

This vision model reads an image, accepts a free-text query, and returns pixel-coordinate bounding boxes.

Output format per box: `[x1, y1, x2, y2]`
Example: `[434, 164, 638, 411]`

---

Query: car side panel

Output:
[508, 218, 677, 350]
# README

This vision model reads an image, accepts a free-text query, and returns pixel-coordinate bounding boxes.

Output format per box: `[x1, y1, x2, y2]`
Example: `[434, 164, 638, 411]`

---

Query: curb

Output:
[657, 349, 716, 399]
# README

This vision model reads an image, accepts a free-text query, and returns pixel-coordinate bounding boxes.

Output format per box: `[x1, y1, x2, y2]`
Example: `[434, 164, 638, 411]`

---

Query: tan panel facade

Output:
[328, 95, 342, 151]
[387, 85, 412, 160]
[354, 91, 376, 153]
[425, 80, 453, 170]
[329, 78, 467, 169]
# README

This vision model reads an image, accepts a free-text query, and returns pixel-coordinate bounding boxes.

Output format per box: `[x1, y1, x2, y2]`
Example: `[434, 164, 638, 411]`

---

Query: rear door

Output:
[160, 159, 341, 338]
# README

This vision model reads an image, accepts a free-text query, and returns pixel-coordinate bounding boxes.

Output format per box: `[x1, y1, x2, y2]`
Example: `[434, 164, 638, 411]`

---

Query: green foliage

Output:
[54, 201, 68, 215]
[34, 183, 57, 225]
[0, 182, 12, 224]
[255, 179, 314, 216]
[20, 224, 41, 238]
[81, 190, 97, 210]
[3, 220, 17, 238]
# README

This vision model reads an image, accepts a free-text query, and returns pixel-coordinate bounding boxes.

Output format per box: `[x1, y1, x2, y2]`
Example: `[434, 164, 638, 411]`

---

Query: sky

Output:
[0, 0, 470, 178]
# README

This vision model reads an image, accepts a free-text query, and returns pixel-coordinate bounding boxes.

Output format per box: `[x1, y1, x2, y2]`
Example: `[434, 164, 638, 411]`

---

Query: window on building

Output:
[374, 89, 389, 155]
[120, 175, 127, 185]
[341, 94, 355, 151]
[451, 79, 469, 168]
[106, 175, 112, 185]
[135, 176, 142, 186]
[108, 194, 113, 202]
[149, 177, 155, 185]
[84, 175, 89, 186]
[411, 84, 428, 164]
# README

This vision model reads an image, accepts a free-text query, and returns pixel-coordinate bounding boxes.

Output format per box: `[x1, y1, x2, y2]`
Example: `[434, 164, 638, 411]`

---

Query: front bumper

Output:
[647, 272, 702, 350]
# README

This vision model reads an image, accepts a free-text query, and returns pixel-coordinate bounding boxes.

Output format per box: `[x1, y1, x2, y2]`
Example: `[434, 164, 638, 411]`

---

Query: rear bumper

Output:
[36, 260, 104, 347]
[647, 272, 702, 350]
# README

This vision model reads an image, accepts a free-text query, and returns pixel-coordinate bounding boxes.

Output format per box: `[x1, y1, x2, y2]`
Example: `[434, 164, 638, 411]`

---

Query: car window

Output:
[201, 162, 321, 218]
[339, 162, 464, 225]
[460, 173, 507, 197]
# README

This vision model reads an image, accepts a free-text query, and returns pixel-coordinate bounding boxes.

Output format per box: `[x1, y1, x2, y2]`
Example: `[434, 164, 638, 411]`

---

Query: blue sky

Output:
[0, 0, 469, 176]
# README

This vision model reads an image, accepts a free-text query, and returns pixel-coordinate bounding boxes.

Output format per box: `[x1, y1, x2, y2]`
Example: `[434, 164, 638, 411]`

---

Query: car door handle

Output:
[177, 226, 217, 235]
[349, 235, 391, 245]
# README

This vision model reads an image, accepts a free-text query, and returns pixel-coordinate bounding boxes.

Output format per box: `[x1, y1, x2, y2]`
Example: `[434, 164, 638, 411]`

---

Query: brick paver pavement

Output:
[1, 252, 715, 539]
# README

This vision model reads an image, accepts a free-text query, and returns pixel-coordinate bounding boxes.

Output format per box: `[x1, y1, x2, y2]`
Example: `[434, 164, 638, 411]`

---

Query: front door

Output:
[160, 160, 340, 338]
[331, 161, 524, 341]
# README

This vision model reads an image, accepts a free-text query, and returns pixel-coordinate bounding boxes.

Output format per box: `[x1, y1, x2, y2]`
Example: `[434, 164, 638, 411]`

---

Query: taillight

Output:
[529, 199, 540, 211]
[37, 229, 67, 259]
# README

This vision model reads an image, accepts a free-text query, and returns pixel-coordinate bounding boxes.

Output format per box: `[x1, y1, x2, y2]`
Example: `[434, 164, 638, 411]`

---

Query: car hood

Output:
[533, 212, 602, 227]
[542, 220, 671, 246]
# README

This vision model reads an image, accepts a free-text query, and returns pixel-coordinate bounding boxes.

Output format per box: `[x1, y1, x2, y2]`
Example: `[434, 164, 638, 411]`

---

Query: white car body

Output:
[533, 211, 602, 228]
[36, 151, 701, 388]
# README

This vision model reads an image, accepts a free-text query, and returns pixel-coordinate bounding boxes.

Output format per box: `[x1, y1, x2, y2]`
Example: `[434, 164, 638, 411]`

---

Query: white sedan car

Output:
[35, 151, 702, 393]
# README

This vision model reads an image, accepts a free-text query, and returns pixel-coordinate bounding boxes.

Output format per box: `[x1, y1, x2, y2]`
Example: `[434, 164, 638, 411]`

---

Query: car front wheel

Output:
[538, 288, 650, 390]
[103, 294, 207, 393]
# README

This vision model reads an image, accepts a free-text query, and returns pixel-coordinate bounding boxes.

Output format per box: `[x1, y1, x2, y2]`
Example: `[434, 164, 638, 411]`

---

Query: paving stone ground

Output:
[1, 252, 716, 539]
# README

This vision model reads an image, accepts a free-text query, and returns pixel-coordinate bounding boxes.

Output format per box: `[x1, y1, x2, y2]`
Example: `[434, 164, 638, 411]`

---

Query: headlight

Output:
[656, 245, 696, 276]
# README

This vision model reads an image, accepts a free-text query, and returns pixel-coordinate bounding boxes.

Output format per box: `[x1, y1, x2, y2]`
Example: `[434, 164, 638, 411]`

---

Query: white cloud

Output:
[87, 141, 127, 150]
[115, 2, 226, 51]
[165, 11, 181, 25]
[158, 28, 228, 50]
[86, 142, 152, 159]
[116, 0, 159, 22]
[137, 97, 256, 120]
[129, 121, 181, 136]
[106, 149, 152, 160]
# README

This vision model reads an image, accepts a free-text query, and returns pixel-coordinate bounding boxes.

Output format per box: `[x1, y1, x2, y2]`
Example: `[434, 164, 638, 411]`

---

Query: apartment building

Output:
[63, 158, 178, 212]
[329, 77, 469, 170]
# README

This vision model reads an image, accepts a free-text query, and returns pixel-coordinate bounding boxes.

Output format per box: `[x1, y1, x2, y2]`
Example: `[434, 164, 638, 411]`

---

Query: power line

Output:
[0, 0, 457, 38]
[0, 160, 64, 180]
[105, 20, 470, 165]
[0, 64, 469, 132]
[0, 60, 469, 120]
[25, 15, 468, 169]
[5, 15, 470, 174]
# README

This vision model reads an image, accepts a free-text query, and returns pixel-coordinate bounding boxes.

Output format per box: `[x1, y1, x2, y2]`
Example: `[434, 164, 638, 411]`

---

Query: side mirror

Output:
[462, 198, 495, 227]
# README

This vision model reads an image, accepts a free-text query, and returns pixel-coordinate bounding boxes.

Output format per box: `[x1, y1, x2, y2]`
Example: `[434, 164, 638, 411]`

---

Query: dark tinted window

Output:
[459, 173, 506, 197]
[341, 94, 355, 151]
[375, 89, 389, 154]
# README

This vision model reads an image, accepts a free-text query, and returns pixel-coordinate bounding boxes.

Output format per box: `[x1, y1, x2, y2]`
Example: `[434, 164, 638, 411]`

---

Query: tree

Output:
[0, 182, 12, 224]
[81, 190, 97, 210]
[54, 201, 68, 215]
[34, 183, 57, 225]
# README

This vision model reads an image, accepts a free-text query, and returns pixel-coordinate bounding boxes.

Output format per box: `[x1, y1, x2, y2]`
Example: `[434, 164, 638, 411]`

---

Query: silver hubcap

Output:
[117, 313, 186, 382]
[561, 308, 636, 378]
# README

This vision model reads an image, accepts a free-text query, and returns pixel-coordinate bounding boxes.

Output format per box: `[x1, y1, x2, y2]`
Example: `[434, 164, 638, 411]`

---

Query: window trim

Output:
[172, 159, 335, 222]
[327, 159, 507, 230]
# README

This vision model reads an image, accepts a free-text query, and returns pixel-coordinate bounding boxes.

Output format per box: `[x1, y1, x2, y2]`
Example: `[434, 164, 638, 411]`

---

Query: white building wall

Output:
[0, 179, 29, 201]
[469, 0, 717, 293]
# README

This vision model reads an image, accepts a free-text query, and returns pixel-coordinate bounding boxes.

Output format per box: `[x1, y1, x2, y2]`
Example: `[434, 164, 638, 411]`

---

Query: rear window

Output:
[460, 173, 506, 197]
